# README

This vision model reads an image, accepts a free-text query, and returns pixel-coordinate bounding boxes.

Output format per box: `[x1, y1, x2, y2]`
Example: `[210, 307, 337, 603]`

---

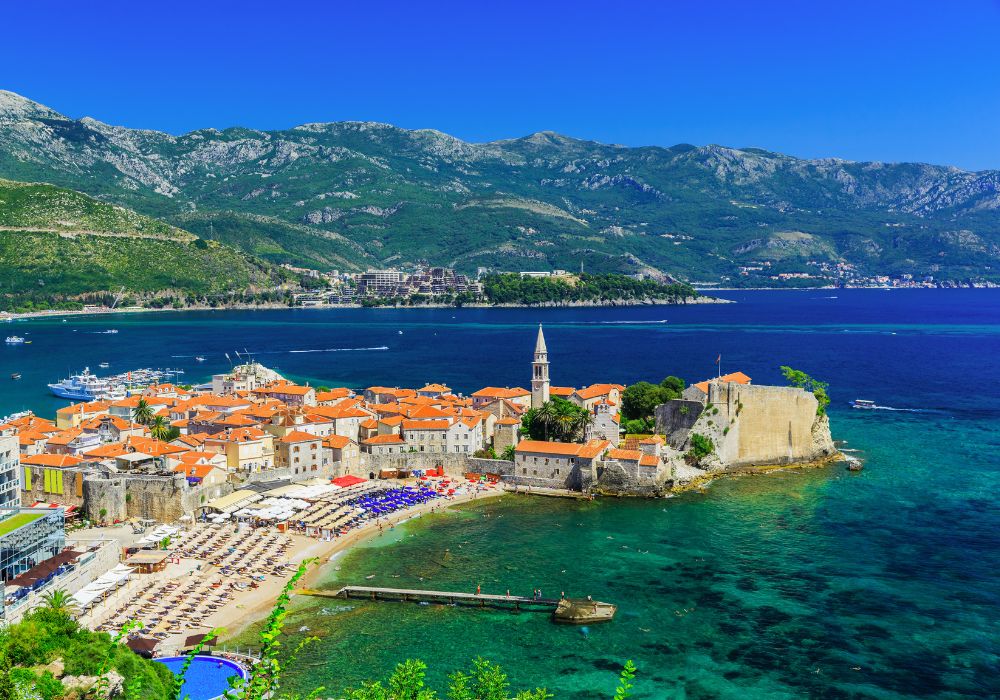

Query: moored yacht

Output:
[47, 367, 114, 401]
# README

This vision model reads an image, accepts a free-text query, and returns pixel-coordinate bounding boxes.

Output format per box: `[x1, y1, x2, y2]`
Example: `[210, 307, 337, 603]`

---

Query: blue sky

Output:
[4, 0, 999, 170]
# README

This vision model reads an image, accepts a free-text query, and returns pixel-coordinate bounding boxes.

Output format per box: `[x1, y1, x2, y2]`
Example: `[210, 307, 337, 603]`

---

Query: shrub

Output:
[686, 433, 715, 465]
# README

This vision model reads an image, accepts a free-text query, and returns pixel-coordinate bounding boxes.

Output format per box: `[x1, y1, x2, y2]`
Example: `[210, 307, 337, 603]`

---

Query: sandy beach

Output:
[216, 486, 505, 643]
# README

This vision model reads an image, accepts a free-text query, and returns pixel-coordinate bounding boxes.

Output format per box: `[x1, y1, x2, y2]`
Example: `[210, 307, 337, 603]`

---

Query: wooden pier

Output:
[300, 586, 560, 610]
[297, 586, 617, 622]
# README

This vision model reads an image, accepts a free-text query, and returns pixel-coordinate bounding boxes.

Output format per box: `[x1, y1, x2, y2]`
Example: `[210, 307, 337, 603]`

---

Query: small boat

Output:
[398, 331, 403, 335]
[553, 598, 617, 624]
[0, 410, 31, 423]
[195, 356, 206, 362]
[104, 329, 119, 334]
[851, 399, 876, 409]
[10, 372, 21, 380]
[5, 336, 25, 344]
[99, 362, 110, 368]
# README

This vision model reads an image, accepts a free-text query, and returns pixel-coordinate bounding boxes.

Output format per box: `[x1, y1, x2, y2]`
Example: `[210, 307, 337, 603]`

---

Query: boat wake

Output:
[289, 346, 390, 354]
[583, 320, 668, 325]
[856, 404, 927, 413]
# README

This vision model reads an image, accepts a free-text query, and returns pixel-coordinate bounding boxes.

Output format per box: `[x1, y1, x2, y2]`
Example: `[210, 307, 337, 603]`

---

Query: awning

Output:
[125, 551, 170, 566]
[184, 633, 218, 647]
[332, 475, 366, 488]
[126, 637, 160, 657]
[206, 489, 263, 514]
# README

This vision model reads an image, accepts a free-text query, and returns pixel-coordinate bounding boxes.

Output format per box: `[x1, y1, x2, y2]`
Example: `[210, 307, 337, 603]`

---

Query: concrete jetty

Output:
[298, 586, 616, 622]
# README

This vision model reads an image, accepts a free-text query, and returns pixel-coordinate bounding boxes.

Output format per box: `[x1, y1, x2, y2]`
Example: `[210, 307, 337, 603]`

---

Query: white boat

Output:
[103, 329, 119, 334]
[851, 399, 876, 409]
[195, 356, 206, 362]
[5, 336, 25, 344]
[0, 410, 31, 423]
[48, 367, 115, 400]
[99, 362, 110, 368]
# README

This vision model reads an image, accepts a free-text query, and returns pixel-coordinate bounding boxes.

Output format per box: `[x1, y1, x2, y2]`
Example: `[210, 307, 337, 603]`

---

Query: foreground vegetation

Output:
[0, 592, 175, 700]
[2, 565, 635, 699]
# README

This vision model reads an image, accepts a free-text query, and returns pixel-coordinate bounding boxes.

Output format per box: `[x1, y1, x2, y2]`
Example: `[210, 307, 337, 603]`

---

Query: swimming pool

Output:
[156, 655, 249, 700]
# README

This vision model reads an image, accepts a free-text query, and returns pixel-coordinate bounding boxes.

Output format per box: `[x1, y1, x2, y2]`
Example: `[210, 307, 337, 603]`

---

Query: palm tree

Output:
[40, 588, 79, 618]
[148, 415, 170, 441]
[132, 398, 154, 425]
[574, 409, 594, 441]
[553, 400, 580, 442]
[536, 402, 558, 440]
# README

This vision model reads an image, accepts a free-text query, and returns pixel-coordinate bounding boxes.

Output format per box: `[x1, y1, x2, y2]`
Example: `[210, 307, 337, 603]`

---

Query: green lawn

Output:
[0, 512, 44, 536]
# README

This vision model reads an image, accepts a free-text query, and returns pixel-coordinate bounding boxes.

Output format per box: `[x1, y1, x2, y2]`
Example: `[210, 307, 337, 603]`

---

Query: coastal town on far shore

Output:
[0, 324, 838, 671]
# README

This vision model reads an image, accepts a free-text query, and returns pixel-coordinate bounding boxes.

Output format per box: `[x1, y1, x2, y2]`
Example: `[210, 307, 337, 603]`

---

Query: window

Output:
[555, 469, 560, 476]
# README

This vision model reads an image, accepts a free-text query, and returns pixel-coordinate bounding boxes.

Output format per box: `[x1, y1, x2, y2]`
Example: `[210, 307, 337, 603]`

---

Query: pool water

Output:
[156, 656, 248, 700]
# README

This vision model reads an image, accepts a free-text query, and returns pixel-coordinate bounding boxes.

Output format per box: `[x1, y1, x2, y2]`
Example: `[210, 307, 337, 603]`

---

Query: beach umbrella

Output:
[126, 637, 160, 658]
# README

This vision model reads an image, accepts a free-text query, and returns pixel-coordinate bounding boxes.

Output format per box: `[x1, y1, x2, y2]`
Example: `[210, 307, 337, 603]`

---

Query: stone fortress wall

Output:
[657, 381, 836, 469]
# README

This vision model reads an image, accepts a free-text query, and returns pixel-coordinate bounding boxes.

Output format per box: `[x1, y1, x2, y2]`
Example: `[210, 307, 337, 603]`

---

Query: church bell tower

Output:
[531, 324, 550, 409]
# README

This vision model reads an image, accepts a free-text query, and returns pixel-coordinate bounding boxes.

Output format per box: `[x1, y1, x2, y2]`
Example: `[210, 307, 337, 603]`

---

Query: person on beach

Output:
[476, 584, 481, 595]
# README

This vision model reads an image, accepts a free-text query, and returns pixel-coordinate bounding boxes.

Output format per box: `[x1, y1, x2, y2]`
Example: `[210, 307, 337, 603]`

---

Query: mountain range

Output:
[1, 89, 999, 284]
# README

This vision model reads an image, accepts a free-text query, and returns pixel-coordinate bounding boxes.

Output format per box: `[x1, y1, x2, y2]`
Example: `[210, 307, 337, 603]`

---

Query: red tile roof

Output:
[362, 434, 405, 445]
[22, 453, 84, 468]
[278, 430, 320, 443]
[692, 372, 752, 394]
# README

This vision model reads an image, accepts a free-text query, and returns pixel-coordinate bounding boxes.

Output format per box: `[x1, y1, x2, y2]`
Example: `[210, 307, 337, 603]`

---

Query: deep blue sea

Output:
[4, 290, 999, 697]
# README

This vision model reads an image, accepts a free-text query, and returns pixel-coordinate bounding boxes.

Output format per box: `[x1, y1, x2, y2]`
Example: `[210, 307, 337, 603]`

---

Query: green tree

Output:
[0, 649, 19, 700]
[659, 376, 685, 397]
[779, 366, 830, 416]
[522, 399, 591, 442]
[500, 445, 516, 462]
[131, 399, 154, 425]
[621, 382, 663, 421]
[39, 589, 79, 620]
[148, 415, 170, 441]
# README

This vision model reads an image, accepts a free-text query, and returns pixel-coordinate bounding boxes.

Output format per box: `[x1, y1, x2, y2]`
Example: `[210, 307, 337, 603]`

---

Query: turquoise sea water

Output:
[3, 290, 999, 697]
[259, 407, 999, 698]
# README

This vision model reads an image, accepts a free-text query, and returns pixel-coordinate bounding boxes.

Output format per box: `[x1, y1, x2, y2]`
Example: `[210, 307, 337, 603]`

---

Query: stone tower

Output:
[531, 324, 550, 409]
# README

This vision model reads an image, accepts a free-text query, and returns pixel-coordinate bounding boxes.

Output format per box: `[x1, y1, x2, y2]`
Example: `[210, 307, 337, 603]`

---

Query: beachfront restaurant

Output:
[124, 550, 171, 574]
